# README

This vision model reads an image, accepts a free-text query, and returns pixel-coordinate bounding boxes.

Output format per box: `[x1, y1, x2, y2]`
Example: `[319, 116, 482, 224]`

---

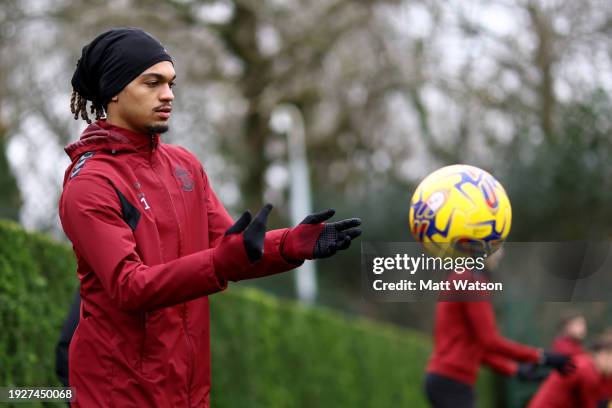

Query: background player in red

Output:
[528, 333, 612, 408]
[424, 249, 574, 408]
[552, 310, 587, 356]
[597, 329, 612, 408]
[502, 309, 590, 387]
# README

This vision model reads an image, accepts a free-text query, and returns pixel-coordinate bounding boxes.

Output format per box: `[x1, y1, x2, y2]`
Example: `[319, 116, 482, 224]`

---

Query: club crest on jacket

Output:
[175, 167, 194, 192]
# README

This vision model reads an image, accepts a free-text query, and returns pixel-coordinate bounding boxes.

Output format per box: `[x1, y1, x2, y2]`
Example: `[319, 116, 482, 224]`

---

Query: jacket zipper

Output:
[182, 305, 194, 408]
[139, 312, 147, 372]
[149, 143, 194, 407]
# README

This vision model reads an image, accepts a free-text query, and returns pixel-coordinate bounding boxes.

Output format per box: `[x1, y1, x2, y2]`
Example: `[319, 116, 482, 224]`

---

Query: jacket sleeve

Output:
[203, 169, 301, 281]
[552, 336, 584, 356]
[464, 301, 541, 362]
[481, 352, 519, 376]
[578, 378, 600, 408]
[60, 175, 227, 313]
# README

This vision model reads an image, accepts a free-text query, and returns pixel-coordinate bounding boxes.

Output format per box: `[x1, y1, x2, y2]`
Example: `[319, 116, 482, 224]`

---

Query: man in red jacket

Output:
[528, 334, 612, 408]
[60, 28, 361, 407]
[552, 310, 587, 356]
[424, 251, 573, 408]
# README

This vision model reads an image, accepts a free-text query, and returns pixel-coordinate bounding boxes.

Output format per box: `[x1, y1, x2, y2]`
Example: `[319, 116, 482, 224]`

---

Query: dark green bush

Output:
[0, 220, 77, 391]
[211, 288, 431, 407]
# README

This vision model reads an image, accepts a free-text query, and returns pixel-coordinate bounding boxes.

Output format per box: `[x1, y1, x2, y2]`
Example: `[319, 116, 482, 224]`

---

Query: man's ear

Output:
[110, 95, 118, 102]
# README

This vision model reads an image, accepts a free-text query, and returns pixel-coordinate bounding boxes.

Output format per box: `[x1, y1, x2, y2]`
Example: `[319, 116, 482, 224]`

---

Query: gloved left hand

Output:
[223, 204, 272, 263]
[213, 204, 273, 282]
[281, 209, 362, 262]
[540, 351, 575, 376]
[516, 363, 547, 382]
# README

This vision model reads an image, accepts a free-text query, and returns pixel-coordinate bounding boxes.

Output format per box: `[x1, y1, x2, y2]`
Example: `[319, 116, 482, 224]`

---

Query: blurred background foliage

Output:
[1, 0, 612, 405]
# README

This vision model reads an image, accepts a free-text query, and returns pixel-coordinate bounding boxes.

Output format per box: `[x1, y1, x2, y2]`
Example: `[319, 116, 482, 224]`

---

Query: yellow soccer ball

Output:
[409, 164, 512, 257]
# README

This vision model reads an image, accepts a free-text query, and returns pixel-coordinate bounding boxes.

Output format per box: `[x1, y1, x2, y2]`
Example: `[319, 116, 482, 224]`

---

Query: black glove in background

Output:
[541, 351, 575, 376]
[516, 363, 548, 382]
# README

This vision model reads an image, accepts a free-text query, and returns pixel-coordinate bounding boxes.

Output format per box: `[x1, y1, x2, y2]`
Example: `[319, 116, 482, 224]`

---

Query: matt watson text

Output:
[372, 279, 503, 292]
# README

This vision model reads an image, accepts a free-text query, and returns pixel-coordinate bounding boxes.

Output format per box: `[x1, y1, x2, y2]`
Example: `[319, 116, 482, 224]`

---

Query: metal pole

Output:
[271, 104, 318, 304]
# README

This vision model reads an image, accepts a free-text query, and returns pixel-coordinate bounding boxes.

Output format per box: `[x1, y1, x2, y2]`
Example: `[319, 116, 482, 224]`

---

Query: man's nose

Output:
[160, 84, 174, 101]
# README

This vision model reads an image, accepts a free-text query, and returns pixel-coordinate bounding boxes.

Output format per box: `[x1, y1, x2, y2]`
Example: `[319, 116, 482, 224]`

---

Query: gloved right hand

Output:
[540, 351, 575, 376]
[212, 204, 272, 282]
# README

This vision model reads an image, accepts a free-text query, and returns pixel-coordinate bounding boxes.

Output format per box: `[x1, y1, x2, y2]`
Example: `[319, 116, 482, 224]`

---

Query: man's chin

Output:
[146, 122, 169, 134]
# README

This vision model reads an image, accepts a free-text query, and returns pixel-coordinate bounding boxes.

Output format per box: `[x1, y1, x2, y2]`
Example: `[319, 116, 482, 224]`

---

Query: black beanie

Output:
[71, 27, 173, 107]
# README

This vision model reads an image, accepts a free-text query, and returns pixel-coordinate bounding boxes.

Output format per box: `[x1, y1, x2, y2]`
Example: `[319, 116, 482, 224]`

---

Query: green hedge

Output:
[0, 220, 77, 392]
[0, 220, 497, 407]
[211, 288, 430, 407]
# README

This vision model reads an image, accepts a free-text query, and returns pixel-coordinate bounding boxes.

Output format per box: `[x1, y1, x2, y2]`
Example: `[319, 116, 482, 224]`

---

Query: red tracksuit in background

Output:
[528, 354, 603, 408]
[600, 379, 612, 403]
[553, 335, 585, 357]
[427, 272, 541, 385]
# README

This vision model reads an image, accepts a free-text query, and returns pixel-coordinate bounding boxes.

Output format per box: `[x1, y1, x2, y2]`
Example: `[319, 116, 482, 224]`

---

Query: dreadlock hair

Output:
[70, 89, 105, 124]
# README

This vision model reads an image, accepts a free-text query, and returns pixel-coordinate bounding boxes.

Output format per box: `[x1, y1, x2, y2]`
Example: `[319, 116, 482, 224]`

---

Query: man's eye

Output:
[169, 82, 176, 88]
[146, 82, 158, 87]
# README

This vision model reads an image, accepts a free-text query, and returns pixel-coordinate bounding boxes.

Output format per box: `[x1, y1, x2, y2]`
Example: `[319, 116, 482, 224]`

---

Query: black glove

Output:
[224, 204, 272, 263]
[541, 351, 575, 376]
[309, 209, 362, 258]
[281, 208, 362, 261]
[516, 363, 547, 382]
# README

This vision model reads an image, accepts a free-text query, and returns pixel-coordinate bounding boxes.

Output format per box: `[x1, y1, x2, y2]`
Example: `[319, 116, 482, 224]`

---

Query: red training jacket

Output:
[552, 335, 585, 357]
[59, 120, 298, 407]
[426, 271, 540, 385]
[528, 354, 603, 408]
[599, 376, 612, 400]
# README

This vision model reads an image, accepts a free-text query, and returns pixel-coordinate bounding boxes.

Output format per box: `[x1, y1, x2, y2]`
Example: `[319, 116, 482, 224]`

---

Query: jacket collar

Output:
[97, 119, 160, 152]
[65, 119, 160, 160]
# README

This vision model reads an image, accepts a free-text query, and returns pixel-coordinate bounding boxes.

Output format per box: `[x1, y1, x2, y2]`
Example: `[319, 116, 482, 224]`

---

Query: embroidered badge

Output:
[174, 167, 194, 192]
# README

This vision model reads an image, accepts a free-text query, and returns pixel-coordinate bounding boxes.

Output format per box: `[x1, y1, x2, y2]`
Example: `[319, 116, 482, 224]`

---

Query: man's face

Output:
[596, 350, 612, 375]
[107, 61, 175, 134]
[565, 316, 587, 340]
